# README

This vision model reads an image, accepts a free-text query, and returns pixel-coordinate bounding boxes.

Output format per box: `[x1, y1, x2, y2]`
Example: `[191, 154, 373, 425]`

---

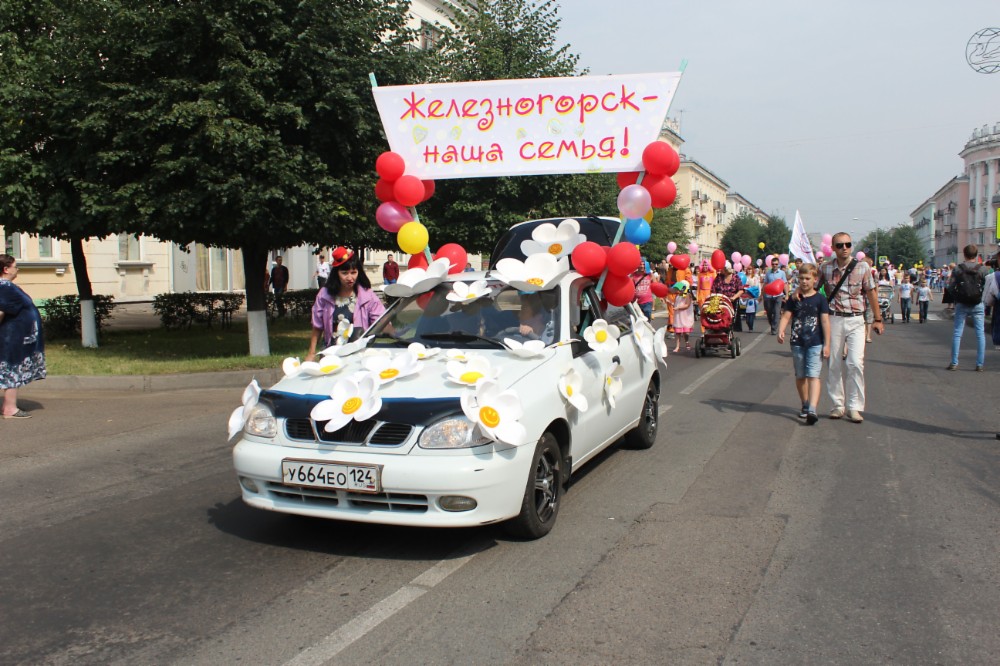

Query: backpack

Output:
[951, 264, 985, 305]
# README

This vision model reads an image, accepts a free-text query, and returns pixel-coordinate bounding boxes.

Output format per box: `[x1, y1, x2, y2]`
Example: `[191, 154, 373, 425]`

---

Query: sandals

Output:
[2, 409, 32, 419]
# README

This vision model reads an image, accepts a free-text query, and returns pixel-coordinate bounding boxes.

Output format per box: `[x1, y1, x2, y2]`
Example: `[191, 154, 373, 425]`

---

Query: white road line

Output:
[658, 403, 673, 417]
[679, 333, 767, 395]
[283, 549, 479, 666]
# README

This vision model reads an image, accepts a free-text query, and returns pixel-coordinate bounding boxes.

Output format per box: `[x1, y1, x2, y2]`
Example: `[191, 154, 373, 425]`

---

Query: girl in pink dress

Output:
[671, 280, 695, 352]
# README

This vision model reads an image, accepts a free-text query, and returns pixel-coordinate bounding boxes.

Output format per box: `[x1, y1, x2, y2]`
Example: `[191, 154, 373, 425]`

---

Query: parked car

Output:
[231, 218, 663, 538]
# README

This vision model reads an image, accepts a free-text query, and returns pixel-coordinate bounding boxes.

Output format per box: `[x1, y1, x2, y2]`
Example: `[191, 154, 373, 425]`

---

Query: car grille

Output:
[284, 418, 415, 447]
[265, 483, 429, 512]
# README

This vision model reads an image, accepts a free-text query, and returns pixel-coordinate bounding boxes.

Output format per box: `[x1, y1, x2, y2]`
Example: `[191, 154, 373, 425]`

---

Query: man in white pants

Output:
[819, 232, 883, 423]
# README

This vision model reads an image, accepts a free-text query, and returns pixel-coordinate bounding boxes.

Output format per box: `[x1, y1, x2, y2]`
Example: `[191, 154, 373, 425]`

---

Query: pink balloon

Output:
[823, 246, 834, 257]
[765, 254, 774, 265]
[856, 251, 866, 261]
[688, 242, 699, 254]
[741, 255, 752, 268]
[375, 201, 412, 233]
[821, 233, 833, 245]
[731, 252, 742, 264]
[778, 254, 789, 266]
[617, 184, 652, 219]
[667, 241, 677, 253]
[666, 253, 674, 263]
[756, 259, 762, 266]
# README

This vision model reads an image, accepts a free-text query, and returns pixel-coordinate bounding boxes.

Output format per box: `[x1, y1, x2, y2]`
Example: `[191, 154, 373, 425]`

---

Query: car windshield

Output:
[368, 280, 560, 349]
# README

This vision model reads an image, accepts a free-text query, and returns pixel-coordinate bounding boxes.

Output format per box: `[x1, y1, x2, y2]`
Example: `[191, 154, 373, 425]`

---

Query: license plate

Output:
[281, 459, 381, 493]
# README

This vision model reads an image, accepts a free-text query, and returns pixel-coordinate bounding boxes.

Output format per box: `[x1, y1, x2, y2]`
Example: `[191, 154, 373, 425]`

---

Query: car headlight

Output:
[419, 416, 493, 449]
[244, 402, 277, 438]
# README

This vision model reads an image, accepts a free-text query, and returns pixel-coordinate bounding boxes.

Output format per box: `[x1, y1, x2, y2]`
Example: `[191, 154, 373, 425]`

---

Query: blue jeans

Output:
[918, 300, 929, 322]
[899, 297, 910, 322]
[639, 301, 653, 321]
[951, 302, 985, 367]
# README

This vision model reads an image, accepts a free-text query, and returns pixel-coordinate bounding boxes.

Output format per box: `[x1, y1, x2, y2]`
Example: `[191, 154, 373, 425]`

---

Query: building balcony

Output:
[992, 194, 1000, 205]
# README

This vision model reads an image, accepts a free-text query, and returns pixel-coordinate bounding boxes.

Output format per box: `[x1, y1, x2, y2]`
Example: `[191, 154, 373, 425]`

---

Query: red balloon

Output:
[374, 178, 396, 203]
[642, 141, 680, 176]
[434, 243, 467, 275]
[393, 175, 425, 207]
[764, 279, 785, 296]
[616, 171, 640, 189]
[421, 179, 435, 202]
[644, 173, 677, 209]
[408, 253, 429, 270]
[375, 151, 405, 182]
[606, 242, 641, 277]
[603, 273, 635, 307]
[669, 253, 690, 270]
[570, 241, 607, 277]
[375, 201, 412, 233]
[651, 282, 669, 298]
[711, 249, 726, 271]
[416, 291, 435, 310]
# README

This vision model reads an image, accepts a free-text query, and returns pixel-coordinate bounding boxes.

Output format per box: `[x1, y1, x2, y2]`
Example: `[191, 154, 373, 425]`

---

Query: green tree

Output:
[93, 0, 426, 354]
[421, 0, 617, 252]
[858, 225, 924, 268]
[720, 212, 764, 259]
[762, 214, 792, 260]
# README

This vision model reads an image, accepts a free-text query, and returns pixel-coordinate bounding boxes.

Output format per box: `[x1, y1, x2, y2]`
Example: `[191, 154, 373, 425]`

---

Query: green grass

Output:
[45, 320, 313, 375]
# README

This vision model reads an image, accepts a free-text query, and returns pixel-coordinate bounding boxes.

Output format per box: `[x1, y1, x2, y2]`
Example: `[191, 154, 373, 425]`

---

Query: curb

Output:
[37, 368, 283, 393]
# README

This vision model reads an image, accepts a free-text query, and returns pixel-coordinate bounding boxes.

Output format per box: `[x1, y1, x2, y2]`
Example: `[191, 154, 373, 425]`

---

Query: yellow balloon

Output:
[397, 221, 429, 255]
[643, 208, 654, 222]
[758, 242, 765, 250]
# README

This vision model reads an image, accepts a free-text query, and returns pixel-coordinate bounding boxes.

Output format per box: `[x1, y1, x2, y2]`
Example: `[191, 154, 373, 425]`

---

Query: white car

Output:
[232, 219, 663, 538]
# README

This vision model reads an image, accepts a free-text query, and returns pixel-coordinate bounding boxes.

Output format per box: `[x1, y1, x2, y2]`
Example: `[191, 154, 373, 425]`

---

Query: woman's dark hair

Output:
[0, 254, 14, 272]
[325, 252, 371, 295]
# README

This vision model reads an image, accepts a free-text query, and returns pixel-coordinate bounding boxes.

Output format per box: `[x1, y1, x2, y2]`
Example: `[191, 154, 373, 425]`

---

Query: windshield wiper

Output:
[421, 331, 507, 349]
[371, 332, 411, 347]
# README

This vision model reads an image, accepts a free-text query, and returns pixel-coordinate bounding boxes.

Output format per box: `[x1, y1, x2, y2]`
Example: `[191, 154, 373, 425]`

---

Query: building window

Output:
[118, 233, 141, 261]
[420, 20, 443, 50]
[4, 232, 22, 258]
[195, 243, 244, 291]
[38, 236, 54, 258]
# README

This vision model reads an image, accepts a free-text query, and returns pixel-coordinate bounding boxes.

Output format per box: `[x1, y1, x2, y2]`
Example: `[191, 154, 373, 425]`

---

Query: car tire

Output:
[504, 432, 562, 540]
[623, 378, 659, 450]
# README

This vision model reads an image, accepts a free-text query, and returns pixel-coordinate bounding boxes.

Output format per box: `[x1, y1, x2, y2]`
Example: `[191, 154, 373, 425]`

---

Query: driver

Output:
[518, 293, 554, 344]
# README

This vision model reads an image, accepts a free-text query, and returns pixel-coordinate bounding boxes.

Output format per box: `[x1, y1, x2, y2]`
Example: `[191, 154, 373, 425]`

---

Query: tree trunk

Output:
[70, 237, 98, 348]
[241, 243, 270, 356]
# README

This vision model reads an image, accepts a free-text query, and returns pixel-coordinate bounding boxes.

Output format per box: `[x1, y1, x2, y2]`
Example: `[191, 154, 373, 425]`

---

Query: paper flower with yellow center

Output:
[604, 361, 625, 409]
[493, 254, 569, 293]
[282, 357, 302, 377]
[460, 379, 528, 447]
[364, 351, 420, 385]
[298, 357, 344, 376]
[446, 349, 472, 363]
[502, 337, 546, 358]
[310, 373, 382, 433]
[383, 257, 451, 298]
[583, 319, 621, 353]
[446, 279, 491, 304]
[630, 315, 655, 363]
[653, 327, 670, 367]
[320, 335, 373, 358]
[558, 368, 588, 412]
[227, 379, 261, 440]
[335, 315, 353, 345]
[519, 218, 586, 259]
[447, 354, 499, 386]
[407, 342, 440, 360]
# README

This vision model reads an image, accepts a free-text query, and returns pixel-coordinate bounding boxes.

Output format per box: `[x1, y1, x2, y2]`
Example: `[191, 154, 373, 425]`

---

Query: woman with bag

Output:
[0, 254, 46, 418]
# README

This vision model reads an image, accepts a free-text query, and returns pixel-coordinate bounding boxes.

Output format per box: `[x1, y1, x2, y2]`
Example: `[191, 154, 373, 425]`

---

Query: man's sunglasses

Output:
[834, 242, 852, 249]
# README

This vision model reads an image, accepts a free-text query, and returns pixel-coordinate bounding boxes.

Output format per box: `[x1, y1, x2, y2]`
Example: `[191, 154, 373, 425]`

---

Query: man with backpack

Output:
[946, 244, 989, 371]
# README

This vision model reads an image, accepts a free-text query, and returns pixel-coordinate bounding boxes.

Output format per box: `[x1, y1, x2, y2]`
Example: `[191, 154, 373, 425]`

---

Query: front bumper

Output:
[233, 437, 534, 528]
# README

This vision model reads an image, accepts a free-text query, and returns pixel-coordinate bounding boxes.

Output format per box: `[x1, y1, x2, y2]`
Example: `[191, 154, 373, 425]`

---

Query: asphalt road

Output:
[2, 312, 998, 665]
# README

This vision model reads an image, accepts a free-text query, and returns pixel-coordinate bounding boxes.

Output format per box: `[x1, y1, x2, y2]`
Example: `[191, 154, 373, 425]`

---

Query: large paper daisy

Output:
[320, 335, 373, 358]
[493, 254, 569, 292]
[407, 342, 440, 360]
[604, 361, 625, 409]
[653, 327, 670, 367]
[310, 373, 382, 433]
[227, 379, 261, 440]
[383, 257, 450, 298]
[460, 379, 528, 447]
[446, 279, 491, 304]
[582, 319, 621, 353]
[446, 354, 499, 386]
[630, 315, 655, 363]
[519, 218, 586, 259]
[503, 338, 546, 358]
[558, 368, 588, 412]
[364, 351, 420, 385]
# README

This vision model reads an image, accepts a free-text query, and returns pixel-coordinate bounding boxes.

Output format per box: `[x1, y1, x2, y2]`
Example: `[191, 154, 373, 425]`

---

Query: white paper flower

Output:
[282, 357, 302, 377]
[519, 219, 586, 259]
[383, 257, 450, 298]
[583, 319, 621, 353]
[446, 349, 472, 363]
[320, 335, 373, 358]
[446, 354, 499, 386]
[407, 342, 440, 360]
[446, 279, 491, 303]
[227, 379, 261, 440]
[493, 254, 569, 292]
[310, 373, 382, 433]
[299, 358, 344, 376]
[558, 368, 589, 412]
[653, 327, 670, 367]
[364, 350, 420, 385]
[335, 316, 354, 345]
[503, 337, 546, 358]
[631, 315, 655, 363]
[460, 379, 529, 447]
[604, 361, 625, 409]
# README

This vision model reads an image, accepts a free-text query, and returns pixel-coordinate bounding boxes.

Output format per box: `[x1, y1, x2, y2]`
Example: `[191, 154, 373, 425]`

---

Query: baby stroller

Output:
[695, 294, 741, 358]
[877, 284, 895, 324]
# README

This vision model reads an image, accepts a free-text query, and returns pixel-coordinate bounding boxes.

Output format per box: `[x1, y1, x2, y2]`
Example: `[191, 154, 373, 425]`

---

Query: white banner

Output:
[789, 210, 818, 265]
[372, 72, 682, 180]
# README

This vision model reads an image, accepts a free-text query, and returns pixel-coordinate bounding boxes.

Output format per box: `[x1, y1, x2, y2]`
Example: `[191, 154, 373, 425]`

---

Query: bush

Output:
[266, 288, 319, 320]
[153, 292, 245, 329]
[41, 294, 116, 339]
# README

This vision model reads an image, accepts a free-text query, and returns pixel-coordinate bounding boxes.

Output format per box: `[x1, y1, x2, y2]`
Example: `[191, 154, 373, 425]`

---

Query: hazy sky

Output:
[557, 0, 1000, 239]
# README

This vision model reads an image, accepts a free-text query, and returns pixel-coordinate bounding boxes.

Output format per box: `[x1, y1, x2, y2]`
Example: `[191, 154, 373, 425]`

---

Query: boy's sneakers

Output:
[798, 405, 809, 419]
[806, 410, 819, 425]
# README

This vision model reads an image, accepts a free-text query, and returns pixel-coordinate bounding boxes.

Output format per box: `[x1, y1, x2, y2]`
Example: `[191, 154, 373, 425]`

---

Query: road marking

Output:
[659, 403, 673, 417]
[679, 334, 766, 395]
[283, 546, 481, 666]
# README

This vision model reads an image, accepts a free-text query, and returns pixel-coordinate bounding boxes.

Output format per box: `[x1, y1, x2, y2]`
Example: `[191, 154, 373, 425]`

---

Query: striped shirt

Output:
[820, 259, 876, 314]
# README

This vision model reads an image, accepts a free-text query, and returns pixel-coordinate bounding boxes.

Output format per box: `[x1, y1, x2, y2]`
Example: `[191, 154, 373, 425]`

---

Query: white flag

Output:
[789, 210, 817, 265]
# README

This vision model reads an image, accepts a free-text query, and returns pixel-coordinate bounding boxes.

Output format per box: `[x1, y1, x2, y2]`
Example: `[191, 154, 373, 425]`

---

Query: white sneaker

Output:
[848, 410, 864, 423]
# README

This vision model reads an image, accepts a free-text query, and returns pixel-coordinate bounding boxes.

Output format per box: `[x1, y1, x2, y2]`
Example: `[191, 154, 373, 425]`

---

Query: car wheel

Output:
[504, 433, 562, 539]
[624, 378, 659, 450]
